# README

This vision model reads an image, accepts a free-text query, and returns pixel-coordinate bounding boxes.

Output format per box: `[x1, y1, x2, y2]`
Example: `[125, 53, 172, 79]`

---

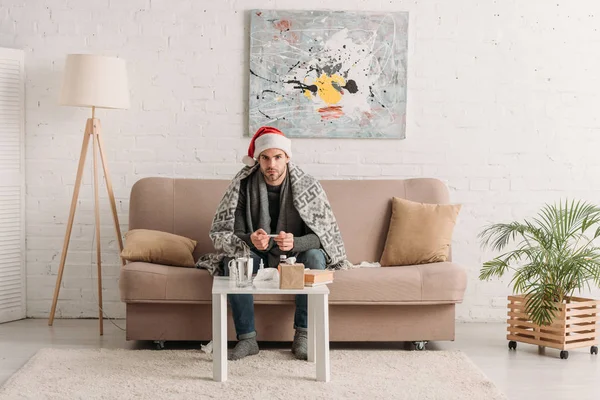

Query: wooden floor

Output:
[0, 319, 598, 399]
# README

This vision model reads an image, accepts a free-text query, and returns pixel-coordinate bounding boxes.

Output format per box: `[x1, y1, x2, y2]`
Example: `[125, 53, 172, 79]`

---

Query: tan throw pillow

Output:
[380, 197, 461, 266]
[120, 229, 198, 267]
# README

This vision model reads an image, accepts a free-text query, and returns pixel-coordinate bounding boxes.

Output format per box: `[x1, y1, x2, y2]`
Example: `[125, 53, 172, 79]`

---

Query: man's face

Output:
[258, 148, 289, 185]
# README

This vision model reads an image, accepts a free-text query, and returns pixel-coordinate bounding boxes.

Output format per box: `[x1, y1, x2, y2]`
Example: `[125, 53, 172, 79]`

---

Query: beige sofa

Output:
[119, 177, 467, 345]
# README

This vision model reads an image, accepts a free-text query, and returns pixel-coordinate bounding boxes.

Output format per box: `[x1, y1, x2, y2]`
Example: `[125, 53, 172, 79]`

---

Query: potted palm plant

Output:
[479, 200, 600, 359]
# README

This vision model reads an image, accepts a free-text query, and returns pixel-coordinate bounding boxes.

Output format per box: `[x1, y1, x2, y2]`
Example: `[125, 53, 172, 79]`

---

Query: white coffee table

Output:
[211, 276, 330, 382]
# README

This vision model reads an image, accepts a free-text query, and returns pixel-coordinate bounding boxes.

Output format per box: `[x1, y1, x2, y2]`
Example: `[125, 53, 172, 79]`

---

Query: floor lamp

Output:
[48, 54, 130, 335]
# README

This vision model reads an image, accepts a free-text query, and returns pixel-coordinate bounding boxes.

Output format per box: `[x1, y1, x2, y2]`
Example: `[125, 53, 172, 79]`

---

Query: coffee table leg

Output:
[212, 293, 227, 382]
[308, 294, 316, 362]
[315, 293, 330, 382]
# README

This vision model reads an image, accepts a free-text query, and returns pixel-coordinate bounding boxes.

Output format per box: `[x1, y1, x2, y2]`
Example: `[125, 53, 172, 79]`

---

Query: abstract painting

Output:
[249, 10, 408, 139]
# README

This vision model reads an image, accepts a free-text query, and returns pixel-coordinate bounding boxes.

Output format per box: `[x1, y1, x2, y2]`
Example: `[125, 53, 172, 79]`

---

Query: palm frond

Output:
[479, 259, 510, 281]
[478, 222, 532, 252]
[523, 282, 561, 326]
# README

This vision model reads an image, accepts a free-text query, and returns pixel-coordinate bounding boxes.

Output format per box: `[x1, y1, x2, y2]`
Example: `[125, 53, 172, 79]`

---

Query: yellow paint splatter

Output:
[303, 73, 346, 104]
[315, 73, 345, 105]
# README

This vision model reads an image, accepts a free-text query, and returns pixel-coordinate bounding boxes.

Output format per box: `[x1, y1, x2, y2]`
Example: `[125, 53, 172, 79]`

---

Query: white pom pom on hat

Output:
[243, 126, 292, 166]
[242, 155, 256, 167]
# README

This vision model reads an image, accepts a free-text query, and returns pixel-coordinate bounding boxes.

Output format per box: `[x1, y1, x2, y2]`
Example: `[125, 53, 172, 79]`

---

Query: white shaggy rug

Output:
[0, 348, 506, 400]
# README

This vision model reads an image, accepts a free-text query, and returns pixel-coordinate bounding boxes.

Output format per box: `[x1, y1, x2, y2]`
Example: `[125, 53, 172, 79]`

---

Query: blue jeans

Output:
[222, 249, 326, 339]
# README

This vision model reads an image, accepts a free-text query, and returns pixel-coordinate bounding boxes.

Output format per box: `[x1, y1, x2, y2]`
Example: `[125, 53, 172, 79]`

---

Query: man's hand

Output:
[250, 228, 270, 250]
[274, 231, 294, 252]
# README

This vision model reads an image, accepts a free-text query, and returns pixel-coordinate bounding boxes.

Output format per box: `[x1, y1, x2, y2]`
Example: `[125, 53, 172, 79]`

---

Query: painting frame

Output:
[248, 9, 408, 139]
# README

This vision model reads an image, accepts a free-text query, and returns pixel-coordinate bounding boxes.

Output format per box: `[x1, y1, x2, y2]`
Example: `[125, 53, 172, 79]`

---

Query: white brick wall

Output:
[3, 0, 600, 321]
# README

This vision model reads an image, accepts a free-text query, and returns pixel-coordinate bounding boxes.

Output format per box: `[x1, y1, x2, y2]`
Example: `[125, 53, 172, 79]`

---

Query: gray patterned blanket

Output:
[196, 162, 353, 275]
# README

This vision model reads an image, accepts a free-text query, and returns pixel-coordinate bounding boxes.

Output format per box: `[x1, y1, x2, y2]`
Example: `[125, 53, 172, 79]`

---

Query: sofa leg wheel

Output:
[590, 346, 598, 355]
[560, 350, 569, 360]
[154, 340, 166, 350]
[508, 340, 517, 350]
[413, 341, 427, 351]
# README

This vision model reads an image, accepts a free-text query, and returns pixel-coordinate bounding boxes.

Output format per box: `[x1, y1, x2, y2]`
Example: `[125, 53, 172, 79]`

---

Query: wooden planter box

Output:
[507, 295, 599, 359]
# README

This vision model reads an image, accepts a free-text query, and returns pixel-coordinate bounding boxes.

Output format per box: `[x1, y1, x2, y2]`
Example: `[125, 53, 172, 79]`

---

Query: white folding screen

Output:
[0, 48, 25, 323]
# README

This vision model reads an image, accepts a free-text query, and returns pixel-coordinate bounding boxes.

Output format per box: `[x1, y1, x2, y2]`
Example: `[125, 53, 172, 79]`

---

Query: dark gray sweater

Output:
[234, 175, 321, 264]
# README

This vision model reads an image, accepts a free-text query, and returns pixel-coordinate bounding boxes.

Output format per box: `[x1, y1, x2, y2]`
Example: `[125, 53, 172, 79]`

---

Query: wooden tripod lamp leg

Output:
[95, 120, 125, 265]
[49, 110, 121, 335]
[91, 125, 104, 336]
[48, 120, 93, 326]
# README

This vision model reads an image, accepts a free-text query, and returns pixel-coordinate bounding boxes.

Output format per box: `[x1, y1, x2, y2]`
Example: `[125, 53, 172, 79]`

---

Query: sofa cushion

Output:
[417, 262, 467, 302]
[380, 197, 461, 266]
[120, 229, 197, 268]
[119, 262, 466, 304]
[328, 264, 466, 303]
[119, 262, 212, 302]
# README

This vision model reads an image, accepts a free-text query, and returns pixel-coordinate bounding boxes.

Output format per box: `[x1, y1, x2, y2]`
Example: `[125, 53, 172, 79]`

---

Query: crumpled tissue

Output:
[252, 267, 280, 288]
[201, 340, 213, 356]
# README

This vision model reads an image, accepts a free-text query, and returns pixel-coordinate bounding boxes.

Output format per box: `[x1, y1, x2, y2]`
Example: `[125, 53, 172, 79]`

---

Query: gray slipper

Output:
[292, 329, 308, 360]
[228, 337, 259, 361]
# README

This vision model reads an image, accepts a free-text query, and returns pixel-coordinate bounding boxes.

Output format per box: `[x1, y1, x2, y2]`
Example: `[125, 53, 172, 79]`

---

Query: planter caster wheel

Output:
[560, 350, 569, 360]
[591, 346, 598, 355]
[154, 340, 166, 350]
[413, 341, 427, 351]
[508, 341, 517, 350]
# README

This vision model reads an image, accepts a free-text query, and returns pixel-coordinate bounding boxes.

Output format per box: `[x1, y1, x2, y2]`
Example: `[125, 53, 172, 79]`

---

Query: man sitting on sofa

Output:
[205, 126, 351, 361]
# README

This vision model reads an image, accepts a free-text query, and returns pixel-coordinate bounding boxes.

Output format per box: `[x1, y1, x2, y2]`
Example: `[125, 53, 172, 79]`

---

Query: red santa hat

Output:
[242, 126, 292, 167]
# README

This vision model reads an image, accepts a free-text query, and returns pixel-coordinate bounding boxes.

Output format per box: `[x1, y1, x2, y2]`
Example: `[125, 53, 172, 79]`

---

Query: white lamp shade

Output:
[59, 54, 130, 109]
